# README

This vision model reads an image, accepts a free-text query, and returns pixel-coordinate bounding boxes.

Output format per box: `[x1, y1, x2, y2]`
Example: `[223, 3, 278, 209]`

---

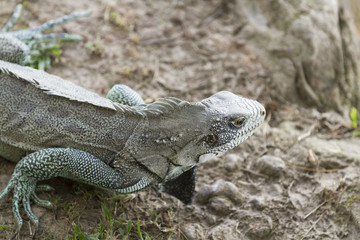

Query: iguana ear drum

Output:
[205, 134, 218, 146]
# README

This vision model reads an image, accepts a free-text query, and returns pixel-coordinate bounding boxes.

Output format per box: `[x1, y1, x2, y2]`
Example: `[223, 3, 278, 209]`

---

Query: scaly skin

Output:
[0, 5, 266, 239]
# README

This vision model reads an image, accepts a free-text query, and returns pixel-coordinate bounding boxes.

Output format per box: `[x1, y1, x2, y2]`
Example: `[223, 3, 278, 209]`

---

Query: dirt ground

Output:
[1, 0, 360, 239]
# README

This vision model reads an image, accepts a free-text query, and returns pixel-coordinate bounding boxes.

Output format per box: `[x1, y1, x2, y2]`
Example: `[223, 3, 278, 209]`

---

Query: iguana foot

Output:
[36, 184, 55, 192]
[34, 184, 57, 214]
[0, 169, 40, 239]
[0, 148, 156, 237]
[0, 150, 68, 238]
[0, 4, 90, 64]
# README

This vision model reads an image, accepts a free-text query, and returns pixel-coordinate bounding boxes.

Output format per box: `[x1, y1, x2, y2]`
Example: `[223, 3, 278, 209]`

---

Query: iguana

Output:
[0, 5, 266, 239]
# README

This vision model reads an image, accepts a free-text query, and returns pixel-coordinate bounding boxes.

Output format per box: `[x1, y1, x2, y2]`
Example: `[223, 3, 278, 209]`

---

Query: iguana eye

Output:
[232, 117, 246, 127]
[205, 134, 218, 146]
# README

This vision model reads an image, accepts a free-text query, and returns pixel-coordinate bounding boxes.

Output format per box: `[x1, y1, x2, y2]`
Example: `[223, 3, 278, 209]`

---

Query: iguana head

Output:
[123, 91, 265, 182]
[199, 91, 265, 157]
[162, 91, 266, 180]
[156, 91, 266, 202]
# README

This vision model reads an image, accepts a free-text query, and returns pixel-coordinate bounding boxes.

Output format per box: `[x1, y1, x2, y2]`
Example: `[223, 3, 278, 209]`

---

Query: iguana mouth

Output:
[198, 153, 216, 163]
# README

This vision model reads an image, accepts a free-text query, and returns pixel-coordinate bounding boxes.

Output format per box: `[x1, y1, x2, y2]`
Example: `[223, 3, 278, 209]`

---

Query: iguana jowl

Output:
[0, 5, 266, 239]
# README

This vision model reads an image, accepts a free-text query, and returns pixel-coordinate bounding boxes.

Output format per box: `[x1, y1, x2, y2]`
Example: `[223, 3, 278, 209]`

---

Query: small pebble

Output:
[224, 153, 243, 172]
[181, 223, 204, 240]
[196, 180, 243, 205]
[202, 155, 220, 168]
[233, 210, 273, 239]
[208, 196, 234, 215]
[255, 155, 286, 177]
[249, 196, 267, 211]
[208, 220, 241, 240]
[205, 214, 217, 225]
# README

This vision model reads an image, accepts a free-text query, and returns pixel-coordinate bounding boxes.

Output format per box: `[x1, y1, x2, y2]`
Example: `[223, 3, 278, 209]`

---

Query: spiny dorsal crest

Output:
[0, 60, 203, 118]
[0, 60, 198, 117]
[113, 97, 191, 118]
[0, 59, 117, 110]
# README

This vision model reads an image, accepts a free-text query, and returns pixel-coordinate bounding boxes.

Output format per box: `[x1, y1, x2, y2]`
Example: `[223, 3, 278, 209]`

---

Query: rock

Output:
[302, 137, 360, 169]
[208, 196, 234, 216]
[208, 220, 242, 240]
[196, 180, 243, 205]
[208, 211, 273, 240]
[233, 210, 273, 239]
[224, 153, 243, 172]
[204, 214, 217, 226]
[181, 223, 204, 240]
[249, 196, 267, 211]
[255, 155, 286, 177]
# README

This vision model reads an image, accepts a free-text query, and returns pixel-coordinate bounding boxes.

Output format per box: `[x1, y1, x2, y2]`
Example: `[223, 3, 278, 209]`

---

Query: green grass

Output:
[350, 107, 360, 137]
[0, 225, 8, 231]
[70, 202, 146, 240]
[68, 196, 176, 240]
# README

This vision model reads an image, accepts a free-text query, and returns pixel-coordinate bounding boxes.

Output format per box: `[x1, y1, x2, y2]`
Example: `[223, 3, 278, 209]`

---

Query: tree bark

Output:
[234, 0, 360, 111]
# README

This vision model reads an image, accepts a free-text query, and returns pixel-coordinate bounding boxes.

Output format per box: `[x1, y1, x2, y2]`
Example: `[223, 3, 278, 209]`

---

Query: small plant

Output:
[122, 66, 132, 75]
[0, 225, 8, 231]
[137, 219, 151, 240]
[67, 191, 178, 239]
[85, 41, 105, 56]
[70, 202, 133, 239]
[350, 107, 360, 136]
[27, 43, 63, 70]
[2, 3, 88, 70]
[109, 11, 129, 29]
[102, 202, 134, 240]
[72, 222, 95, 240]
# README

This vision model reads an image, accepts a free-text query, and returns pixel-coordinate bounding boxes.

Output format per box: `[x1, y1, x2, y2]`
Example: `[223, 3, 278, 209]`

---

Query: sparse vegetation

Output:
[0, 225, 8, 231]
[69, 196, 171, 240]
[350, 107, 360, 136]
[85, 41, 105, 56]
[28, 43, 63, 70]
[109, 11, 129, 29]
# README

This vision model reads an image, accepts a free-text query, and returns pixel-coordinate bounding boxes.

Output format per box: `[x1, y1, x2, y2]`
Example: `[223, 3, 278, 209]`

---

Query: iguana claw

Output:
[0, 169, 45, 239]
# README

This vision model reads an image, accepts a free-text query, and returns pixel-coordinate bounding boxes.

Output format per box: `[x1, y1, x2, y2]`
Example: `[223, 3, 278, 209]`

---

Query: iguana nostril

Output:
[260, 110, 266, 116]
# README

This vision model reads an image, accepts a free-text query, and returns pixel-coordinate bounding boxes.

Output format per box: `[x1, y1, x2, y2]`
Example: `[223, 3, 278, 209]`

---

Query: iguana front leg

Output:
[106, 85, 199, 204]
[106, 84, 145, 106]
[0, 148, 155, 239]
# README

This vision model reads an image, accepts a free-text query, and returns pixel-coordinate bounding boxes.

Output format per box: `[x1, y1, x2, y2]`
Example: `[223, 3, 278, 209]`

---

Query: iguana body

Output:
[0, 5, 266, 239]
